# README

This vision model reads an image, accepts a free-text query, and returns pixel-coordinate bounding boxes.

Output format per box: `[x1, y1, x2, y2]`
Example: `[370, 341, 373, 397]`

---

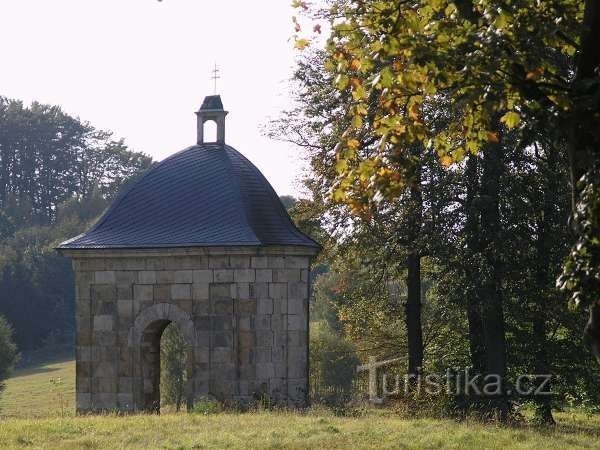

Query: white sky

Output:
[0, 0, 309, 197]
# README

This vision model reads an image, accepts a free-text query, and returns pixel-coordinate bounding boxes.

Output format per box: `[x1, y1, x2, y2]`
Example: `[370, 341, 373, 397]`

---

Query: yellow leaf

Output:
[408, 102, 420, 120]
[347, 139, 360, 150]
[335, 74, 349, 90]
[445, 3, 457, 16]
[466, 139, 479, 152]
[294, 38, 310, 50]
[500, 111, 521, 129]
[352, 83, 366, 101]
[331, 188, 346, 202]
[291, 0, 308, 10]
[494, 11, 511, 30]
[440, 155, 453, 167]
[453, 147, 465, 161]
[335, 159, 348, 173]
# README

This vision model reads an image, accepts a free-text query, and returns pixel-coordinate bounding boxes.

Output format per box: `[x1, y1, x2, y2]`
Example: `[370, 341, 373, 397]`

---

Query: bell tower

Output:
[196, 95, 228, 144]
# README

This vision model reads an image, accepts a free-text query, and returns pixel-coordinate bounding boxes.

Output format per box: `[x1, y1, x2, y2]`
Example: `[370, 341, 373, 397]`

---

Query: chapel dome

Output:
[58, 97, 319, 250]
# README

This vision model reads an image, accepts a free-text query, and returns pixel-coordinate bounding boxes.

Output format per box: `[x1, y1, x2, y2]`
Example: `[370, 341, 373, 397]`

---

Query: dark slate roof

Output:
[57, 144, 319, 250]
[199, 95, 224, 110]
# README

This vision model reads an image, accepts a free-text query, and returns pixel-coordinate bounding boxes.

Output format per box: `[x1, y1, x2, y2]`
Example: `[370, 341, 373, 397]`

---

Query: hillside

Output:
[0, 357, 74, 418]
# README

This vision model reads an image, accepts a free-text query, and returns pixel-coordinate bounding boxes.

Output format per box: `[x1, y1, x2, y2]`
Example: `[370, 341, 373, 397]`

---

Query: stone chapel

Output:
[57, 95, 320, 413]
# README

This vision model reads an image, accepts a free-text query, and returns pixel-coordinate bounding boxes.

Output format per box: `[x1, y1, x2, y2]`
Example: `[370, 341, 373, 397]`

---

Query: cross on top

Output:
[211, 63, 220, 94]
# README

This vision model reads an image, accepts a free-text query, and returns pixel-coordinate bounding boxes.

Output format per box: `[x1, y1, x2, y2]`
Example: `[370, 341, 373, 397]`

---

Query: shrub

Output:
[192, 398, 223, 415]
[0, 315, 19, 401]
[309, 323, 360, 406]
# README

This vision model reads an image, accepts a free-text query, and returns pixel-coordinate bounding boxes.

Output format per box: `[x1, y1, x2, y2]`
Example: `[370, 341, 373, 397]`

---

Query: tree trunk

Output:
[406, 252, 423, 375]
[464, 155, 486, 374]
[532, 312, 555, 424]
[584, 305, 600, 361]
[569, 0, 600, 361]
[405, 155, 424, 377]
[479, 139, 509, 421]
[532, 246, 554, 424]
[568, 0, 600, 195]
[531, 151, 558, 425]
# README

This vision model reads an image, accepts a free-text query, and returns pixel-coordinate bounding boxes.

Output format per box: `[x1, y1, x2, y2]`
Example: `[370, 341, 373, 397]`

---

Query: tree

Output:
[272, 3, 600, 420]
[294, 0, 600, 362]
[0, 97, 151, 230]
[310, 323, 361, 405]
[279, 195, 298, 211]
[0, 316, 19, 399]
[160, 323, 187, 411]
[0, 98, 152, 351]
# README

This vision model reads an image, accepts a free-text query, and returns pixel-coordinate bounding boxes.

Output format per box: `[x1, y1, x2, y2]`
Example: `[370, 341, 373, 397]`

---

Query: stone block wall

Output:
[64, 247, 316, 413]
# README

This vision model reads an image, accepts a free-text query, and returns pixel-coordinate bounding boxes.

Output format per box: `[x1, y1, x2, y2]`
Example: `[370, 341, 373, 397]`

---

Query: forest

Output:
[0, 97, 151, 352]
[273, 0, 600, 424]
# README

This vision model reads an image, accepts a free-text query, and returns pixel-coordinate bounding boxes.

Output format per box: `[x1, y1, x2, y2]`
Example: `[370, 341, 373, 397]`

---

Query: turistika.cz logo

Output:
[357, 356, 553, 404]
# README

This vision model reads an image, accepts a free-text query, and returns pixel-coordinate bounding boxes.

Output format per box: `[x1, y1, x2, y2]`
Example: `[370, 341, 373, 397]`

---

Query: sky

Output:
[0, 0, 309, 197]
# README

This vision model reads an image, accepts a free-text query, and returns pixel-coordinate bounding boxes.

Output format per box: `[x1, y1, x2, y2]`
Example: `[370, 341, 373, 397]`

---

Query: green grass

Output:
[0, 358, 598, 449]
[0, 357, 74, 418]
[0, 411, 599, 449]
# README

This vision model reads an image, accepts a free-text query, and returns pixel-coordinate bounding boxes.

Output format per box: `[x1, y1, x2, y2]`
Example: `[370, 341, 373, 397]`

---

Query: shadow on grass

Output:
[551, 421, 600, 438]
[11, 365, 64, 378]
[510, 416, 600, 440]
[13, 350, 74, 378]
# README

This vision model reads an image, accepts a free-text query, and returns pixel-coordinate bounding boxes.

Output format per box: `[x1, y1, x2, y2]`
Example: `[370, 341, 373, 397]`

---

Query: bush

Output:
[192, 398, 223, 415]
[310, 323, 360, 406]
[0, 316, 19, 399]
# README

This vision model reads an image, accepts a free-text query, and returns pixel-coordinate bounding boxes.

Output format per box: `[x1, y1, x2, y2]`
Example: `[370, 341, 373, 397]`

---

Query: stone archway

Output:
[129, 303, 195, 412]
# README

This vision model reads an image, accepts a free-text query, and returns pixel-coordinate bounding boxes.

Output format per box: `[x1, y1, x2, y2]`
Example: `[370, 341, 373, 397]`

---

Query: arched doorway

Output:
[129, 303, 195, 412]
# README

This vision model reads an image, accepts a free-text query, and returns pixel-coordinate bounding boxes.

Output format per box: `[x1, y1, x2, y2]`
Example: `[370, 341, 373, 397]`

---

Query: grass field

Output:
[0, 357, 75, 419]
[0, 358, 599, 449]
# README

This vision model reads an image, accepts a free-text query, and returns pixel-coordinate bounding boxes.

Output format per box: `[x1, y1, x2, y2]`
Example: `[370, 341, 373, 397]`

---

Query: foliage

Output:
[309, 322, 360, 405]
[191, 398, 223, 415]
[0, 97, 151, 230]
[291, 5, 600, 364]
[311, 272, 344, 333]
[279, 0, 600, 423]
[160, 323, 188, 411]
[294, 1, 588, 205]
[0, 193, 102, 350]
[558, 167, 600, 310]
[0, 98, 151, 351]
[0, 316, 19, 400]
